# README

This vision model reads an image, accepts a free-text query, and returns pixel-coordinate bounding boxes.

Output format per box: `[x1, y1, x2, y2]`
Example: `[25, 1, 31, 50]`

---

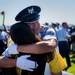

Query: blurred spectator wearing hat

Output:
[51, 23, 57, 35]
[51, 23, 57, 29]
[43, 22, 50, 27]
[1, 5, 67, 75]
[55, 23, 61, 32]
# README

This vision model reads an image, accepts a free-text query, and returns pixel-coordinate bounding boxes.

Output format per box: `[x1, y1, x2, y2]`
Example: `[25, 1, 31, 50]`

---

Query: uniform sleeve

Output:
[2, 48, 9, 57]
[43, 28, 57, 40]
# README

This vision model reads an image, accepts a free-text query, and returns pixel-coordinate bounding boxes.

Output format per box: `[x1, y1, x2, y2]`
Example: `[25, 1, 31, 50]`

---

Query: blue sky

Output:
[0, 0, 75, 26]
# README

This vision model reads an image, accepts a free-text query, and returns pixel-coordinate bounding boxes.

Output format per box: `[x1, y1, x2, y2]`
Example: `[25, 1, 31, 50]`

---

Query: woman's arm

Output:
[18, 39, 57, 54]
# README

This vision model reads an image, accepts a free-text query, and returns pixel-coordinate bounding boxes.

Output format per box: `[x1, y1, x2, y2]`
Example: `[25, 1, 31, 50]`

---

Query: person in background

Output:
[72, 42, 75, 53]
[55, 23, 61, 32]
[51, 23, 57, 29]
[0, 26, 5, 55]
[57, 22, 71, 69]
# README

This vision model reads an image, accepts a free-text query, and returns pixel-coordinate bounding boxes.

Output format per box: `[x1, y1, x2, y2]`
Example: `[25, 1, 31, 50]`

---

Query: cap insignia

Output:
[28, 7, 34, 14]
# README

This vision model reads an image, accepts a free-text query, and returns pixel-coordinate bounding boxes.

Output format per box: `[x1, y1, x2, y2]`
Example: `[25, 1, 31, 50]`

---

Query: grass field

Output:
[64, 54, 75, 75]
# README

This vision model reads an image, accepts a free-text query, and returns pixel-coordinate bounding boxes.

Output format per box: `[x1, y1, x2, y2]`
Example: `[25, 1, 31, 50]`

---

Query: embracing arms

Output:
[17, 39, 57, 54]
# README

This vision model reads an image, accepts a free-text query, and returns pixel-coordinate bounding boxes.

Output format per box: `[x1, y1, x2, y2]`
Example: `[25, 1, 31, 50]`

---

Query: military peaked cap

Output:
[15, 5, 41, 23]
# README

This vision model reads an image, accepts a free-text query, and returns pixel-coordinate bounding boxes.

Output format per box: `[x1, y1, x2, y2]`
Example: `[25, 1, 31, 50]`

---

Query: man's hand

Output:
[8, 43, 19, 54]
[16, 55, 38, 71]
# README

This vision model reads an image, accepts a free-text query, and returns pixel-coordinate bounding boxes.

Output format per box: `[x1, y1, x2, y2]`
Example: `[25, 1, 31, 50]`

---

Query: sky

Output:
[0, 0, 75, 26]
